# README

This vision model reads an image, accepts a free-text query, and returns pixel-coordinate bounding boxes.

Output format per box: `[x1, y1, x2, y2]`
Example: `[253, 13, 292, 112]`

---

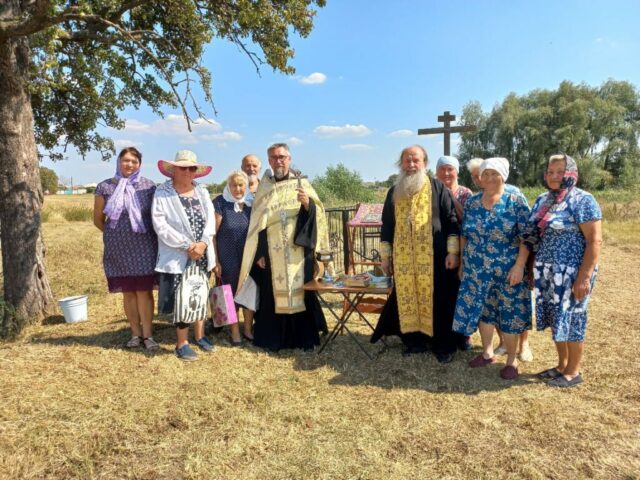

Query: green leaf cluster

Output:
[39, 166, 59, 193]
[26, 0, 326, 161]
[312, 163, 377, 206]
[458, 80, 640, 189]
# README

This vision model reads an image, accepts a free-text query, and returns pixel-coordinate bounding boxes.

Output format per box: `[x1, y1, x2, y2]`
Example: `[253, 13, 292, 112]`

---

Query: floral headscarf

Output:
[522, 153, 578, 251]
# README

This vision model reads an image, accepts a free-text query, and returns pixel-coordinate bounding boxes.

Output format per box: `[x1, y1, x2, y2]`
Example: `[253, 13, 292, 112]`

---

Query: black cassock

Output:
[250, 199, 328, 351]
[371, 178, 464, 354]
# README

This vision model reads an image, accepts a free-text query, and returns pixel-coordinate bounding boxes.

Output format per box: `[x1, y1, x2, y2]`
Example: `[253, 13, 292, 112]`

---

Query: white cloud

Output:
[298, 72, 327, 85]
[340, 144, 374, 151]
[388, 129, 414, 138]
[121, 114, 240, 145]
[113, 139, 143, 151]
[273, 133, 304, 146]
[313, 124, 372, 138]
[200, 131, 242, 142]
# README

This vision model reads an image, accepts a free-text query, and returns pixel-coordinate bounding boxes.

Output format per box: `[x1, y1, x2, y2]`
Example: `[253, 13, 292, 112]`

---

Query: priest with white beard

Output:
[371, 145, 463, 363]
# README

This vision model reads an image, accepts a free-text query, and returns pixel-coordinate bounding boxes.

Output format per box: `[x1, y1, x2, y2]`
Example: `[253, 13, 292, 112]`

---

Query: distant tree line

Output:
[457, 80, 640, 189]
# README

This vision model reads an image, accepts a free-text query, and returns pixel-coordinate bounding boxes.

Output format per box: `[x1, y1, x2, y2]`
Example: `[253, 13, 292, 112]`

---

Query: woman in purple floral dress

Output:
[94, 147, 159, 350]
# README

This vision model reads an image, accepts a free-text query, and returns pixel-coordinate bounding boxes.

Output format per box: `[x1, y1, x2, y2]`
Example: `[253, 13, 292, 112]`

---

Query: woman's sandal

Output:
[126, 336, 142, 348]
[242, 332, 254, 342]
[143, 337, 160, 351]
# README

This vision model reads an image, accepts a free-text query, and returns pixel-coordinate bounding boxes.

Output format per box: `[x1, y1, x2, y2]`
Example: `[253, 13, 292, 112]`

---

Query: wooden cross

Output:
[418, 110, 476, 156]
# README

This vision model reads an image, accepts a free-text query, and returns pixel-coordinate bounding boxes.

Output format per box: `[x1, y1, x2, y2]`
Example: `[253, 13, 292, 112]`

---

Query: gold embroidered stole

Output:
[393, 180, 434, 335]
[237, 175, 329, 314]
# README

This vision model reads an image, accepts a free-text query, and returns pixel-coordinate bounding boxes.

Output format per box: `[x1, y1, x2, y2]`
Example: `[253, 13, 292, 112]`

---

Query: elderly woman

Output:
[452, 158, 532, 380]
[94, 147, 159, 350]
[465, 157, 534, 362]
[153, 150, 217, 361]
[523, 154, 602, 388]
[213, 170, 253, 344]
[435, 155, 474, 351]
[466, 158, 484, 189]
[436, 156, 473, 222]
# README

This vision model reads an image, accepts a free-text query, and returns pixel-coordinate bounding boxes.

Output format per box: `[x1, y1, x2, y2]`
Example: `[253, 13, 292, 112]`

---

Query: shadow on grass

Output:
[289, 331, 538, 395]
[31, 319, 178, 357]
[42, 315, 66, 325]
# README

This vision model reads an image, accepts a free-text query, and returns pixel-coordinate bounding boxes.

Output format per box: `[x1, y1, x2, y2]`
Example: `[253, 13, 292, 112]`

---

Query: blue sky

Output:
[42, 0, 640, 186]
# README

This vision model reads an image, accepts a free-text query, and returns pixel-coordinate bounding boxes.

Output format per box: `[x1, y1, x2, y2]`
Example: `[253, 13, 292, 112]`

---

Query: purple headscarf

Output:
[103, 160, 146, 233]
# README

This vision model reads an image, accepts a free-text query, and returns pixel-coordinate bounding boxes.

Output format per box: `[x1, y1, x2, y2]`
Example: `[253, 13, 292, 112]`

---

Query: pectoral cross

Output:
[292, 168, 307, 189]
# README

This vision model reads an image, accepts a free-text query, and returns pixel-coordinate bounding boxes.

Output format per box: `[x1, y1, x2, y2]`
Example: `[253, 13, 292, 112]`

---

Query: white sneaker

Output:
[494, 345, 507, 356]
[519, 345, 534, 362]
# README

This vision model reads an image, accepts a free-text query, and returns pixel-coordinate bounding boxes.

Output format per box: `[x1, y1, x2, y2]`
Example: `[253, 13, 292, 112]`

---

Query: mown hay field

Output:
[1, 194, 639, 479]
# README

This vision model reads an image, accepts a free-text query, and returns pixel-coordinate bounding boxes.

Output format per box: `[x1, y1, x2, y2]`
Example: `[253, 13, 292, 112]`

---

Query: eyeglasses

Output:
[269, 154, 290, 162]
[177, 166, 198, 172]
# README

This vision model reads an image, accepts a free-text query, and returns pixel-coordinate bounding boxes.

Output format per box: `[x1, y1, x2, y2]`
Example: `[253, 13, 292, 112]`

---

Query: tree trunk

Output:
[0, 32, 54, 337]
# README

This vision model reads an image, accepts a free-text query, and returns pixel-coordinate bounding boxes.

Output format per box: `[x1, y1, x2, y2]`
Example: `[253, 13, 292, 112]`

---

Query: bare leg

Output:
[564, 341, 584, 378]
[555, 341, 569, 373]
[243, 308, 254, 339]
[478, 322, 495, 359]
[518, 330, 530, 352]
[193, 319, 204, 342]
[176, 326, 189, 349]
[136, 290, 154, 338]
[229, 316, 241, 343]
[122, 292, 141, 337]
[503, 333, 519, 368]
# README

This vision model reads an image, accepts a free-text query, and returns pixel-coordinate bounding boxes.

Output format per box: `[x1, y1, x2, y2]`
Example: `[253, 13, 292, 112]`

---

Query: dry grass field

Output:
[1, 195, 639, 479]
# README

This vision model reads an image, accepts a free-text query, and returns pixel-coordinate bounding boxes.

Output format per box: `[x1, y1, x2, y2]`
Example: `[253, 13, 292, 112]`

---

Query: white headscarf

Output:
[222, 184, 252, 211]
[480, 157, 509, 182]
[436, 155, 460, 172]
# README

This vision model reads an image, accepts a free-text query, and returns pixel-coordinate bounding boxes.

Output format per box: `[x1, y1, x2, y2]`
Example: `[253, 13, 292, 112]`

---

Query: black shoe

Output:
[402, 345, 427, 357]
[459, 336, 473, 351]
[435, 351, 455, 364]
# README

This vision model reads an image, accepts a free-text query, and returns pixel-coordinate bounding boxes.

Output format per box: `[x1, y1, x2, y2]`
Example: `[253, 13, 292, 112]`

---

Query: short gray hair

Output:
[466, 157, 483, 174]
[241, 154, 261, 168]
[267, 143, 290, 155]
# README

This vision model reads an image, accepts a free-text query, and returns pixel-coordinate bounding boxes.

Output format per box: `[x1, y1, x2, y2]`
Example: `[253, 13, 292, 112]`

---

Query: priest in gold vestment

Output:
[236, 143, 329, 351]
[371, 145, 463, 363]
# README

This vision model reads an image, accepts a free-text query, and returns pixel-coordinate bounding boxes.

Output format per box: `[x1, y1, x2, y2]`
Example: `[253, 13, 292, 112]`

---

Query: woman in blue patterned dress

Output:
[213, 170, 252, 344]
[93, 147, 159, 350]
[523, 154, 602, 388]
[452, 158, 532, 380]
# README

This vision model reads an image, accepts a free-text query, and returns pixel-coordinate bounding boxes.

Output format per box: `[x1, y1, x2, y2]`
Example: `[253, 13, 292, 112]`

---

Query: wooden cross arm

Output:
[417, 125, 477, 135]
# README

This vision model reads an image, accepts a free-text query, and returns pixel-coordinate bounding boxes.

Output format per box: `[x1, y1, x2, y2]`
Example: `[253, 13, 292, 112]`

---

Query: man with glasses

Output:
[235, 143, 329, 351]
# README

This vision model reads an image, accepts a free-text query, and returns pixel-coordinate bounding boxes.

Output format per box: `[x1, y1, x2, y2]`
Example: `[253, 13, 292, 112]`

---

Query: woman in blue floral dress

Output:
[523, 154, 602, 388]
[213, 170, 252, 344]
[452, 158, 532, 380]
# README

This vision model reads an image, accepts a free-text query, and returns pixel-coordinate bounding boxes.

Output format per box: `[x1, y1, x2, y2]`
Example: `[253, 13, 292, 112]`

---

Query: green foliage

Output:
[62, 206, 93, 222]
[25, 0, 326, 161]
[312, 163, 376, 205]
[39, 166, 58, 194]
[458, 80, 640, 189]
[206, 182, 226, 198]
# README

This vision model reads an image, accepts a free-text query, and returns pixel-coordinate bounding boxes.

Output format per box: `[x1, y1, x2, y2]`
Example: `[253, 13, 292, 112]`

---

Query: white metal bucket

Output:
[58, 295, 88, 323]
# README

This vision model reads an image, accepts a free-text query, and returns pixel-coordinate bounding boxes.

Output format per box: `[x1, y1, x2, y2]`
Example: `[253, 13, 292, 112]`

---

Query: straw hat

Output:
[158, 150, 212, 178]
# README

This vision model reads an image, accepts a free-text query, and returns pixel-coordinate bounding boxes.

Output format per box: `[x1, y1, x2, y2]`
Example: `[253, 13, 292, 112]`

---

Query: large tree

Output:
[458, 80, 640, 189]
[0, 0, 325, 336]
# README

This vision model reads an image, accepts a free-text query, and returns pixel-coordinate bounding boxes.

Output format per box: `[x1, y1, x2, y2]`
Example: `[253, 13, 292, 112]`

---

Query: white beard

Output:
[393, 169, 427, 202]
